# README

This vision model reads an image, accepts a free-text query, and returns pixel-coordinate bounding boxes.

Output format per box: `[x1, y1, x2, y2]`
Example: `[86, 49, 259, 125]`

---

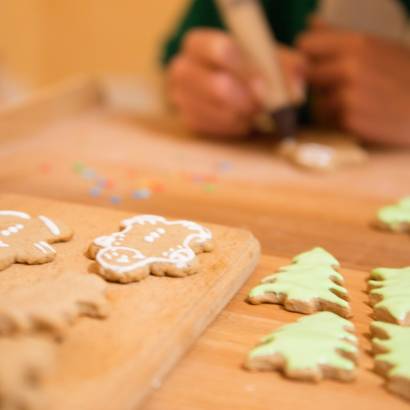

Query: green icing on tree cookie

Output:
[248, 248, 351, 317]
[247, 312, 358, 380]
[251, 267, 349, 306]
[291, 247, 340, 268]
[370, 267, 410, 324]
[372, 322, 410, 379]
[378, 197, 410, 230]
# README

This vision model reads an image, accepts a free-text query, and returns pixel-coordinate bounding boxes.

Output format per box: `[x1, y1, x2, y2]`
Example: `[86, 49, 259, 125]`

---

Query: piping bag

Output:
[216, 0, 300, 140]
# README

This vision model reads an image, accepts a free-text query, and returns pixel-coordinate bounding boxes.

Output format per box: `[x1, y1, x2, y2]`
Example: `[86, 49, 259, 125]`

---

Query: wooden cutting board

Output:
[0, 193, 260, 410]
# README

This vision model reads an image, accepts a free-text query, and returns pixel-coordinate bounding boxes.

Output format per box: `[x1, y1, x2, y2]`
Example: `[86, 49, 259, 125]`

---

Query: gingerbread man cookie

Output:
[371, 321, 410, 401]
[0, 272, 109, 338]
[88, 215, 213, 283]
[245, 312, 358, 382]
[0, 210, 73, 271]
[247, 248, 352, 318]
[0, 337, 55, 410]
[377, 197, 410, 233]
[369, 267, 410, 326]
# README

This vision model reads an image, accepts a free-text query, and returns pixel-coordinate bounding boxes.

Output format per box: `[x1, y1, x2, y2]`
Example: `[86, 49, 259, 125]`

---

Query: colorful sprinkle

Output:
[151, 183, 165, 193]
[89, 186, 102, 197]
[203, 183, 216, 193]
[73, 162, 85, 174]
[100, 179, 115, 190]
[82, 168, 96, 180]
[217, 160, 233, 173]
[132, 188, 151, 200]
[39, 163, 51, 174]
[110, 195, 121, 205]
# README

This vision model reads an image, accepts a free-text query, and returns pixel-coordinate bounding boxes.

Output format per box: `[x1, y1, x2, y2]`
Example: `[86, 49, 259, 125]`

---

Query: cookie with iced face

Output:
[88, 215, 213, 283]
[0, 210, 73, 271]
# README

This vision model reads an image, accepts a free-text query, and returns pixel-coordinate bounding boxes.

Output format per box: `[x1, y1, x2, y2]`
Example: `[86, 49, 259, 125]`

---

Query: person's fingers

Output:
[168, 55, 260, 116]
[307, 57, 361, 88]
[297, 30, 367, 60]
[308, 16, 333, 31]
[182, 29, 251, 78]
[175, 90, 253, 138]
[278, 46, 307, 104]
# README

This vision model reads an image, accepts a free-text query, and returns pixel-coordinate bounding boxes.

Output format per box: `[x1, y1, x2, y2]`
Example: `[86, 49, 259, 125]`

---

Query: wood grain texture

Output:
[0, 194, 260, 410]
[0, 80, 409, 273]
[144, 255, 409, 410]
[1, 81, 410, 409]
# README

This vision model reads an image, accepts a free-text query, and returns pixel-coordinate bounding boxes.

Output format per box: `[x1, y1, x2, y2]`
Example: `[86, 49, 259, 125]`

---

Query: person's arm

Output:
[298, 20, 410, 147]
[163, 1, 306, 138]
[161, 1, 224, 66]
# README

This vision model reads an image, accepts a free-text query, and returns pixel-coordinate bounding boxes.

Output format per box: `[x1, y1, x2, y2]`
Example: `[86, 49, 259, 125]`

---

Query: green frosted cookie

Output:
[245, 312, 358, 382]
[247, 248, 351, 318]
[371, 322, 410, 401]
[369, 267, 410, 326]
[377, 197, 410, 233]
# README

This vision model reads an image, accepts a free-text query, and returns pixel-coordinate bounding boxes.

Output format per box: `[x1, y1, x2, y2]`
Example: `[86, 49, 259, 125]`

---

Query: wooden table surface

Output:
[1, 79, 409, 409]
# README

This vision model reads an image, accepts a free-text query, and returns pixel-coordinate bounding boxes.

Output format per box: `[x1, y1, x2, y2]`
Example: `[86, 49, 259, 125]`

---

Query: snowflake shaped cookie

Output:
[88, 215, 213, 283]
[0, 210, 73, 271]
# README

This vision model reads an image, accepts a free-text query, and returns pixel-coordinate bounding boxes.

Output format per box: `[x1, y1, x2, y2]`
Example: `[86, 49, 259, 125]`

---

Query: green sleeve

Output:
[161, 0, 317, 66]
[161, 1, 225, 66]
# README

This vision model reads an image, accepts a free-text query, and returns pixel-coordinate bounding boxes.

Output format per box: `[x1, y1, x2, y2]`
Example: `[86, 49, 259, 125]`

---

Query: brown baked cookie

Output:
[88, 215, 213, 283]
[369, 267, 410, 326]
[0, 272, 109, 338]
[0, 210, 73, 271]
[278, 132, 367, 172]
[371, 321, 410, 402]
[0, 337, 55, 410]
[247, 248, 352, 318]
[245, 312, 358, 382]
[376, 197, 410, 233]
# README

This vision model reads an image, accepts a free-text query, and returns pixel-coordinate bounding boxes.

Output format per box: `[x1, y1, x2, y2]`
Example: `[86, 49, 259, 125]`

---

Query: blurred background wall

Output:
[0, 0, 188, 89]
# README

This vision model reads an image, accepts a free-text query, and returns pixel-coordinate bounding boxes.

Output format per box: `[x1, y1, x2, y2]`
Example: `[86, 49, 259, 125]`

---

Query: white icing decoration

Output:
[39, 241, 56, 253]
[157, 228, 165, 234]
[94, 215, 212, 275]
[38, 215, 61, 236]
[0, 240, 8, 248]
[0, 211, 30, 220]
[9, 226, 18, 233]
[1, 230, 10, 237]
[117, 255, 130, 263]
[34, 241, 56, 254]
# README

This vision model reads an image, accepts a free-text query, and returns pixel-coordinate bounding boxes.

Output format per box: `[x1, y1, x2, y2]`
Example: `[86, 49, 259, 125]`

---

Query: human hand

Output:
[167, 29, 305, 138]
[298, 20, 410, 147]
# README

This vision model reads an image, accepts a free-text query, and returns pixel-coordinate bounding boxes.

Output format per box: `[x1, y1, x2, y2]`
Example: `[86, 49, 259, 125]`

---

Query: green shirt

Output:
[162, 0, 410, 65]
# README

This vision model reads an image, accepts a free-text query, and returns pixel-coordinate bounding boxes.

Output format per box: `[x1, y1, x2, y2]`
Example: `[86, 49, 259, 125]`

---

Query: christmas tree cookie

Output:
[247, 247, 352, 318]
[369, 267, 410, 326]
[371, 322, 410, 401]
[245, 312, 358, 382]
[377, 197, 410, 233]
